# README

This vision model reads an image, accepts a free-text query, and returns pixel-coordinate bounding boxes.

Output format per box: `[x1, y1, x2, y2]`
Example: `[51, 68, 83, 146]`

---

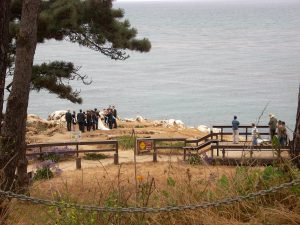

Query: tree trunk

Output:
[292, 84, 300, 167]
[1, 0, 40, 192]
[0, 0, 11, 121]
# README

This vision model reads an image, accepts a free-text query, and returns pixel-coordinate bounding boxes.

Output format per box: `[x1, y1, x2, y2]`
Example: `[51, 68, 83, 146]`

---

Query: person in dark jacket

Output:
[268, 114, 277, 141]
[92, 108, 99, 130]
[77, 109, 85, 132]
[86, 111, 92, 131]
[65, 110, 72, 131]
[112, 106, 117, 128]
[232, 115, 240, 144]
[107, 109, 114, 129]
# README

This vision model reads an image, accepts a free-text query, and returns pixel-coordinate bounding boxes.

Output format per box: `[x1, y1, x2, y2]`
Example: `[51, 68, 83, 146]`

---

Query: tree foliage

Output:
[6, 0, 151, 103]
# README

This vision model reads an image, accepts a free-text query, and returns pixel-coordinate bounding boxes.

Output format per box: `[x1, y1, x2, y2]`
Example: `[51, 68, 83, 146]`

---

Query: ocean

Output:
[28, 0, 300, 131]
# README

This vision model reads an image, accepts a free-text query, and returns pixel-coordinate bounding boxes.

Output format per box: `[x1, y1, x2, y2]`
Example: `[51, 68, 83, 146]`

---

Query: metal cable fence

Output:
[1, 178, 299, 213]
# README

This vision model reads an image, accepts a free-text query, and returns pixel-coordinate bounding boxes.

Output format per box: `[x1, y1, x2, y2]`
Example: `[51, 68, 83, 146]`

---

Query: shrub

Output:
[34, 160, 61, 181]
[83, 153, 109, 160]
[188, 154, 202, 165]
[41, 152, 60, 163]
[34, 167, 53, 180]
[117, 135, 136, 150]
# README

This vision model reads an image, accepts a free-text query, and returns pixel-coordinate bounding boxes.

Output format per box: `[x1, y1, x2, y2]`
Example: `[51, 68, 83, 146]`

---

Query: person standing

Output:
[92, 108, 99, 130]
[251, 123, 258, 146]
[86, 110, 92, 131]
[277, 120, 284, 146]
[112, 105, 117, 128]
[71, 111, 76, 131]
[107, 109, 114, 129]
[268, 114, 277, 141]
[65, 110, 72, 131]
[281, 121, 287, 146]
[232, 115, 240, 144]
[77, 109, 85, 133]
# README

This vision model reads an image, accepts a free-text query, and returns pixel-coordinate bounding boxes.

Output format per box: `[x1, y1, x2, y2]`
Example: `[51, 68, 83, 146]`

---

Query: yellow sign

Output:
[137, 140, 153, 153]
[139, 141, 146, 150]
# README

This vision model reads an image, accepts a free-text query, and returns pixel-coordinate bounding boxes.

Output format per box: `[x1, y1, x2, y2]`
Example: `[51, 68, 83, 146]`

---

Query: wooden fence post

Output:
[153, 141, 157, 162]
[221, 128, 223, 141]
[76, 157, 81, 169]
[39, 146, 42, 159]
[114, 141, 119, 165]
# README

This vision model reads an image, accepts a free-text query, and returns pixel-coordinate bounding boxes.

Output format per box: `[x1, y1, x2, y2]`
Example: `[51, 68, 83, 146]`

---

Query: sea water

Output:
[28, 0, 300, 131]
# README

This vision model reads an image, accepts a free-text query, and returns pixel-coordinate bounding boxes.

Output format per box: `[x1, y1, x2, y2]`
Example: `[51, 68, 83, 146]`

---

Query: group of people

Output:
[231, 114, 288, 146]
[65, 105, 118, 132]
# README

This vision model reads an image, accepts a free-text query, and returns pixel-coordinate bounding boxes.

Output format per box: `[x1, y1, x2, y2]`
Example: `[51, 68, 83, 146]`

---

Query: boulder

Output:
[124, 118, 135, 122]
[197, 125, 211, 133]
[212, 128, 221, 133]
[136, 116, 145, 123]
[174, 120, 184, 127]
[48, 110, 67, 121]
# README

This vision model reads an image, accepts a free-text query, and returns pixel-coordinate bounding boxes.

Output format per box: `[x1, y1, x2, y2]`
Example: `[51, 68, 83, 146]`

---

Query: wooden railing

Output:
[26, 140, 119, 165]
[135, 138, 187, 162]
[211, 142, 291, 159]
[212, 125, 270, 141]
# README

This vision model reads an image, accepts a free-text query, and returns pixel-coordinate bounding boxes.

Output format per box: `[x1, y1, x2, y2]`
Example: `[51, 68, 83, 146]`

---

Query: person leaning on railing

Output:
[232, 115, 240, 144]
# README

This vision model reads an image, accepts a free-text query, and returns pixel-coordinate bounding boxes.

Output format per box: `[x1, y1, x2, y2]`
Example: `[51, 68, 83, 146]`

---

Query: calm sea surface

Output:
[29, 1, 300, 130]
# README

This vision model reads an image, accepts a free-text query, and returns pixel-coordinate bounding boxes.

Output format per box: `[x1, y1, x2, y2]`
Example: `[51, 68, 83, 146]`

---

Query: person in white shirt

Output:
[251, 123, 258, 146]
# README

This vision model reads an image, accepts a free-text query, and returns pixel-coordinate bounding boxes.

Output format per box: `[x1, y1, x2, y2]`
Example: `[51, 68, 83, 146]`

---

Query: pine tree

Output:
[0, 0, 151, 193]
[292, 85, 300, 167]
[0, 0, 11, 121]
[3, 0, 151, 106]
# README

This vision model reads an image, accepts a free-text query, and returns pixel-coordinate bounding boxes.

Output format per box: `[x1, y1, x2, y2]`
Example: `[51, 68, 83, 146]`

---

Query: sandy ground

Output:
[26, 117, 286, 173]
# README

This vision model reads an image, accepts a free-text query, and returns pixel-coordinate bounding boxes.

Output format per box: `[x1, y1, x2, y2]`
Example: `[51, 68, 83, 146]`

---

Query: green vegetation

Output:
[117, 135, 136, 150]
[187, 154, 202, 165]
[33, 168, 54, 181]
[40, 152, 60, 163]
[83, 153, 109, 160]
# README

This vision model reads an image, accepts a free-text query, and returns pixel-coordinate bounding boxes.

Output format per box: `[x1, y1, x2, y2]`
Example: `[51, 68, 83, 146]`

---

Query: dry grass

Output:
[6, 160, 300, 225]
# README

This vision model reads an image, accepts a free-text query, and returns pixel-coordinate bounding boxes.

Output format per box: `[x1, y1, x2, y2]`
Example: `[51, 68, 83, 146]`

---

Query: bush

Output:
[117, 135, 136, 150]
[41, 152, 60, 163]
[34, 167, 54, 180]
[34, 160, 61, 181]
[83, 153, 109, 160]
[188, 154, 202, 165]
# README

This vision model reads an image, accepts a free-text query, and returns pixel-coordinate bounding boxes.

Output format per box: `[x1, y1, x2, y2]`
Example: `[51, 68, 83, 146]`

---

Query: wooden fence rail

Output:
[26, 140, 119, 165]
[212, 125, 270, 142]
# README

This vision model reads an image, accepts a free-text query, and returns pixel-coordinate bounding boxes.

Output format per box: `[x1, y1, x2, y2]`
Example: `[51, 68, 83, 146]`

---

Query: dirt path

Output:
[28, 150, 182, 172]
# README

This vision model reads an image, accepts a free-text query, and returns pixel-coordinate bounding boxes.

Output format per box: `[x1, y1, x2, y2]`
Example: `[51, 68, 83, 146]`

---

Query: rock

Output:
[197, 125, 211, 133]
[174, 120, 184, 127]
[27, 114, 42, 120]
[125, 118, 135, 122]
[48, 110, 67, 121]
[136, 116, 145, 123]
[212, 128, 221, 133]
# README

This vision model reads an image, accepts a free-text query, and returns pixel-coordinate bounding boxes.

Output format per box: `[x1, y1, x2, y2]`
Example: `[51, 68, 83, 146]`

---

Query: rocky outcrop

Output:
[136, 116, 145, 123]
[197, 125, 221, 133]
[48, 110, 67, 121]
[197, 125, 210, 133]
[26, 114, 63, 137]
